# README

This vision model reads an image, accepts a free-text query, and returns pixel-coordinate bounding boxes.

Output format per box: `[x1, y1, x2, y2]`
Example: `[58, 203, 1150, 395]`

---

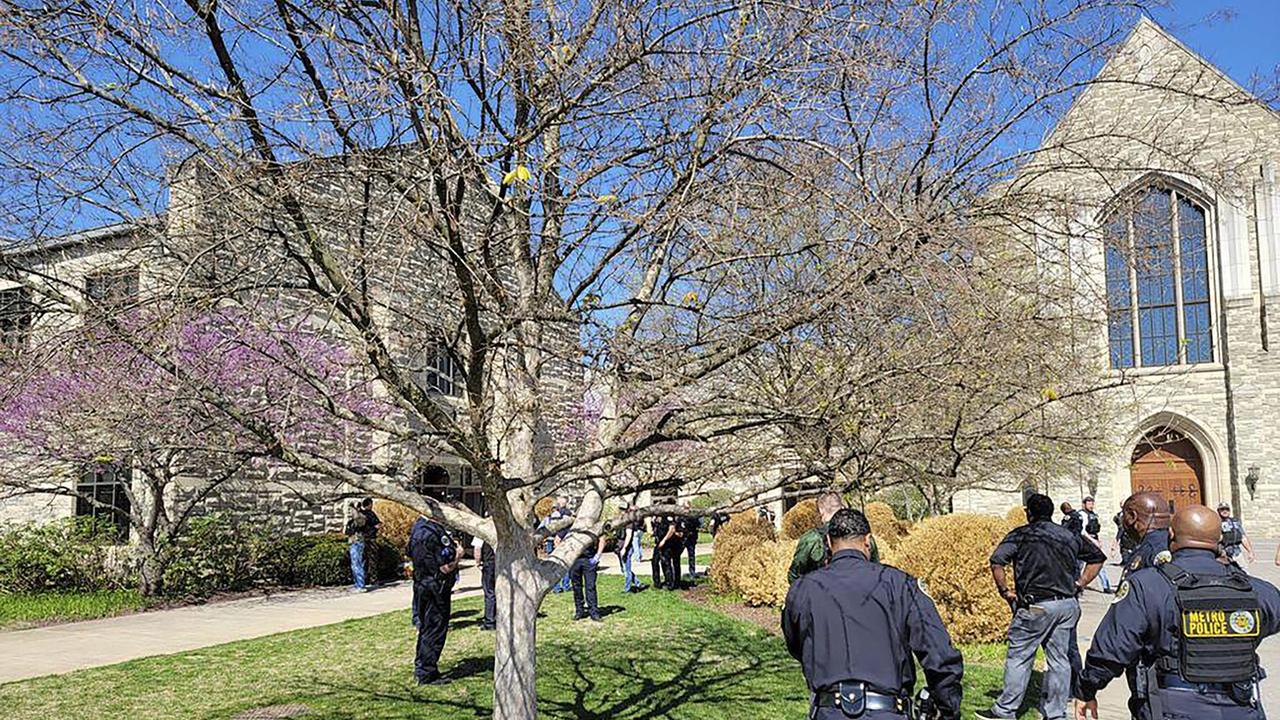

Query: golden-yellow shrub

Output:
[865, 501, 906, 548]
[718, 511, 777, 542]
[534, 497, 554, 520]
[709, 511, 781, 597]
[709, 533, 758, 594]
[1005, 506, 1027, 524]
[372, 500, 419, 551]
[890, 513, 1015, 643]
[781, 499, 821, 540]
[729, 539, 797, 607]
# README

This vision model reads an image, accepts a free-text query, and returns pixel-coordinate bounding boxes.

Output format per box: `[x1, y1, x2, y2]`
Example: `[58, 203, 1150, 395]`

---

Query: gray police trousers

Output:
[992, 597, 1080, 720]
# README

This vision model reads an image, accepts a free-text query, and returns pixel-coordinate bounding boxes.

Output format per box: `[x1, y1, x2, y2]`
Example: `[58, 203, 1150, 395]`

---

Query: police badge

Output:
[1112, 581, 1131, 604]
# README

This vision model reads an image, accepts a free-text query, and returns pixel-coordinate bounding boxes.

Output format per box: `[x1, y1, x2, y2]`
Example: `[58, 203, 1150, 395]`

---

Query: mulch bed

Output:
[681, 583, 782, 637]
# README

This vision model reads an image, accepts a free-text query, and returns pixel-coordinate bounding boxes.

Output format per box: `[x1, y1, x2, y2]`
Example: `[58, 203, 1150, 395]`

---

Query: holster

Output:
[836, 681, 867, 718]
[1143, 665, 1165, 720]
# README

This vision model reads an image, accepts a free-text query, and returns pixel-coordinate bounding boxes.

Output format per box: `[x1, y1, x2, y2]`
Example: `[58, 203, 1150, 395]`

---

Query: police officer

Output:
[1079, 497, 1111, 593]
[1061, 502, 1084, 535]
[1075, 504, 1280, 720]
[1218, 503, 1255, 564]
[656, 513, 684, 590]
[569, 532, 607, 621]
[979, 494, 1105, 720]
[408, 515, 459, 685]
[1107, 492, 1174, 716]
[783, 508, 964, 720]
[680, 501, 701, 577]
[650, 514, 671, 589]
[1121, 492, 1172, 580]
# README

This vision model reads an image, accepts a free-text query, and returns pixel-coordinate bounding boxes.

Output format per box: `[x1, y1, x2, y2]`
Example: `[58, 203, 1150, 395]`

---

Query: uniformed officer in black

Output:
[783, 508, 964, 720]
[1121, 492, 1172, 580]
[650, 514, 671, 588]
[408, 515, 459, 685]
[1108, 492, 1174, 717]
[1076, 504, 1280, 720]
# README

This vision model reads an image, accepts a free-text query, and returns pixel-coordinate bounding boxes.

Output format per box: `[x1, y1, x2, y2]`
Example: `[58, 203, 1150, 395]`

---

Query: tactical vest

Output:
[1157, 563, 1262, 683]
[1084, 511, 1101, 538]
[1221, 520, 1244, 549]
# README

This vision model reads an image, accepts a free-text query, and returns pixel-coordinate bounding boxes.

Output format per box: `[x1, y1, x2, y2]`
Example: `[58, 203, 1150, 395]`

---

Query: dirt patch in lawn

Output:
[682, 583, 782, 636]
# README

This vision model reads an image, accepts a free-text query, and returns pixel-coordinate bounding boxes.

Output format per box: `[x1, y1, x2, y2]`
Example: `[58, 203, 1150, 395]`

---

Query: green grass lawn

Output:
[0, 589, 145, 630]
[0, 576, 1023, 719]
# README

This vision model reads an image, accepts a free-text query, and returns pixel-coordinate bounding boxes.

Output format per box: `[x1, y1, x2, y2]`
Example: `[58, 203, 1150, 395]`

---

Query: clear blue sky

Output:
[1154, 1, 1280, 95]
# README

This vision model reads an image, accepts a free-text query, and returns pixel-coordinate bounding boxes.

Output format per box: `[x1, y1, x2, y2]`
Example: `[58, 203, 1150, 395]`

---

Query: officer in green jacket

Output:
[788, 493, 880, 584]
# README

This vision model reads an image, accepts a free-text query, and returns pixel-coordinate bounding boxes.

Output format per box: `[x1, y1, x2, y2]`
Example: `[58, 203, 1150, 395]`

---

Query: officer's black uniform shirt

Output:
[679, 516, 700, 546]
[782, 549, 964, 718]
[1083, 510, 1102, 539]
[990, 519, 1107, 602]
[1079, 547, 1280, 700]
[1122, 527, 1171, 580]
[409, 518, 456, 585]
[652, 517, 673, 546]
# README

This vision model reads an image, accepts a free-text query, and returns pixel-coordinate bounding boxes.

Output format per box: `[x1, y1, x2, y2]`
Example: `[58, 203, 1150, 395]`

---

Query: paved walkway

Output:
[0, 541, 713, 684]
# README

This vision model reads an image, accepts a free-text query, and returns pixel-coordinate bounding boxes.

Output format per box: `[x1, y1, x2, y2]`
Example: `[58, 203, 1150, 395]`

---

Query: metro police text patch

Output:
[1181, 609, 1260, 638]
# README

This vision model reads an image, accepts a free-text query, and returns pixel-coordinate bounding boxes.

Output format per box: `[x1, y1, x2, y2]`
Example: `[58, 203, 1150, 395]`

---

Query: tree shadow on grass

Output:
[538, 628, 801, 719]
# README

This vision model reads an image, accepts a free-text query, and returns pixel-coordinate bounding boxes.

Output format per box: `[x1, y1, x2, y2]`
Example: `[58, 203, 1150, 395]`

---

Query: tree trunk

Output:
[136, 538, 169, 597]
[492, 549, 550, 720]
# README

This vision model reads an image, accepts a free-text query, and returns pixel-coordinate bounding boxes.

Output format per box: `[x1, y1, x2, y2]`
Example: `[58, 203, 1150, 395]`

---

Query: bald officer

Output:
[783, 508, 964, 720]
[1076, 505, 1280, 720]
[1120, 492, 1172, 580]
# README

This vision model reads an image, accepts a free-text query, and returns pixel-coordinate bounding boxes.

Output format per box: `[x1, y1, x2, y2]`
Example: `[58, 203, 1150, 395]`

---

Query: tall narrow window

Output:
[0, 288, 35, 354]
[1104, 218, 1134, 369]
[1103, 187, 1213, 368]
[422, 345, 464, 397]
[75, 459, 131, 541]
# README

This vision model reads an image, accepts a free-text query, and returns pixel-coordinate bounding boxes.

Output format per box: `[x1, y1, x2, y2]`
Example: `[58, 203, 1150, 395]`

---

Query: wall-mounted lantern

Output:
[1246, 466, 1261, 501]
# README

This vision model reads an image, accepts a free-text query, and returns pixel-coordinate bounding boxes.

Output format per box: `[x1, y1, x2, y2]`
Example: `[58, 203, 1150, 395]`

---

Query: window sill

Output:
[1106, 362, 1225, 379]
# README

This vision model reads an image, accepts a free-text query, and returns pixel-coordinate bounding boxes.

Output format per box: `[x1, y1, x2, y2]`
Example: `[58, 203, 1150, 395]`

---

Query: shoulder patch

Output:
[918, 578, 932, 599]
[1112, 581, 1131, 604]
[1154, 550, 1172, 566]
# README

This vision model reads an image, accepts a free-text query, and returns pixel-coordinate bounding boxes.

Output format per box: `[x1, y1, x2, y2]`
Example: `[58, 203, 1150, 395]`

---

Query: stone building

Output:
[0, 155, 583, 538]
[954, 18, 1280, 535]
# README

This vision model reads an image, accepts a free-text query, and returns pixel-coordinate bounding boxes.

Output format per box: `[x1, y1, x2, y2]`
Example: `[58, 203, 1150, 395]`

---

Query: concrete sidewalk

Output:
[0, 540, 713, 684]
[0, 572, 474, 684]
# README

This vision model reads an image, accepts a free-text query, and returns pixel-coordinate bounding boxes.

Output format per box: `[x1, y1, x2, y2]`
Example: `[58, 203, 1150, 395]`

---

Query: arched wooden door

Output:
[1130, 429, 1204, 511]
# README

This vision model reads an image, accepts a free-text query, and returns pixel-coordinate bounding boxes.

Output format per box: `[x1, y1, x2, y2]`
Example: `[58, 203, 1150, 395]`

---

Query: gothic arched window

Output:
[1103, 186, 1213, 368]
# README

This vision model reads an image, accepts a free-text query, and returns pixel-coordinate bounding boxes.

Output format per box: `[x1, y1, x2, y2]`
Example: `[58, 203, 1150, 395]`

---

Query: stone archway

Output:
[1130, 427, 1204, 512]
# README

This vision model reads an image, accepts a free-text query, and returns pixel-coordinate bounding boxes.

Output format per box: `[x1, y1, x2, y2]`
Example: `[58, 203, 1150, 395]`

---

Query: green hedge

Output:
[0, 519, 129, 593]
[0, 516, 404, 600]
[161, 519, 404, 599]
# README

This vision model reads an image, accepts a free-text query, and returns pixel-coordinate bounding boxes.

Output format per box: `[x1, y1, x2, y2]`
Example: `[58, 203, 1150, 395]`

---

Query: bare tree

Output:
[0, 1, 1229, 718]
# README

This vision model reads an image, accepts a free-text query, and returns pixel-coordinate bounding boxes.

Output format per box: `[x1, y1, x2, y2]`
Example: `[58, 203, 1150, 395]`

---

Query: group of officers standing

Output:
[782, 491, 1280, 720]
[398, 496, 707, 686]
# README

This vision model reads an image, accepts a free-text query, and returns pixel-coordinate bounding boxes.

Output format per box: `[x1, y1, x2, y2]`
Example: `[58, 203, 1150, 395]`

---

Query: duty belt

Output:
[814, 686, 909, 714]
[1157, 673, 1252, 699]
[1017, 593, 1074, 608]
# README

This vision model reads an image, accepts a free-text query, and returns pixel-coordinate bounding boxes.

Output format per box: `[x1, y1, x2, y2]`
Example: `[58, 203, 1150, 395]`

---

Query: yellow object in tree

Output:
[502, 164, 532, 186]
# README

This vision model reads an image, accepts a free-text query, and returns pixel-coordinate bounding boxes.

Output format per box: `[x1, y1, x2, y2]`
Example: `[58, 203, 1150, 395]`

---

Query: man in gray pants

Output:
[978, 493, 1105, 720]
